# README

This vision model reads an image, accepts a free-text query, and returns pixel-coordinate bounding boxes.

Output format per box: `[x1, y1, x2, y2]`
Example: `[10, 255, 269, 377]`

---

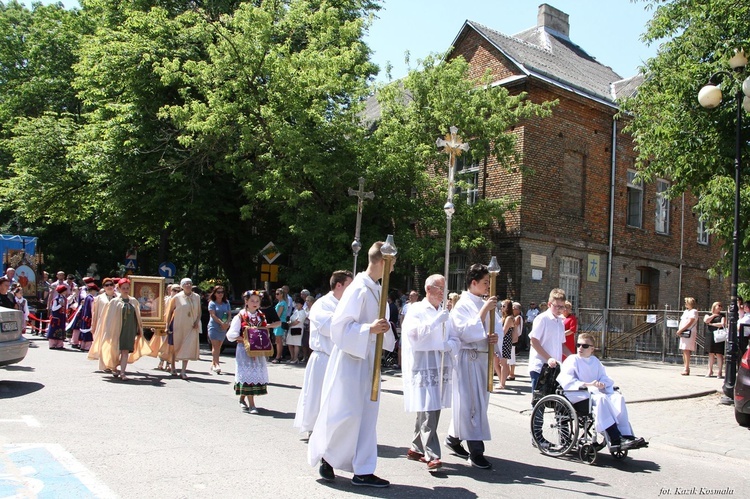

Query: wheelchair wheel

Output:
[611, 448, 628, 460]
[530, 394, 578, 457]
[579, 444, 597, 465]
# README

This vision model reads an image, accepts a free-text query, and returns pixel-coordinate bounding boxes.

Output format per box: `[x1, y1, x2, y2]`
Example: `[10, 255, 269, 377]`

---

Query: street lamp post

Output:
[698, 48, 750, 403]
[436, 126, 469, 306]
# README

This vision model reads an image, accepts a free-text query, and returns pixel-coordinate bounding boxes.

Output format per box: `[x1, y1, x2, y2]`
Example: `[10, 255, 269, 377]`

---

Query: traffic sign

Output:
[124, 259, 137, 270]
[159, 261, 176, 278]
[261, 241, 281, 264]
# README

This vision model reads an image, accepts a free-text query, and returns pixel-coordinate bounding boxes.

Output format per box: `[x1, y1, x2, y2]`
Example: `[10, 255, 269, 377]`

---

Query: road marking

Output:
[0, 443, 116, 498]
[0, 416, 39, 428]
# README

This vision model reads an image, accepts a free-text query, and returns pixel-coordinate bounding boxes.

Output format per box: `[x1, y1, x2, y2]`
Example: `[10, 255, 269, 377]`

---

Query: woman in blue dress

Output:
[207, 285, 232, 374]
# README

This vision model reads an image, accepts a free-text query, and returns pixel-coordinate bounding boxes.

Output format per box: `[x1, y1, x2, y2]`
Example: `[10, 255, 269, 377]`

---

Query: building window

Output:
[455, 155, 479, 206]
[655, 179, 670, 234]
[627, 170, 642, 228]
[448, 254, 467, 293]
[559, 257, 580, 310]
[698, 216, 709, 245]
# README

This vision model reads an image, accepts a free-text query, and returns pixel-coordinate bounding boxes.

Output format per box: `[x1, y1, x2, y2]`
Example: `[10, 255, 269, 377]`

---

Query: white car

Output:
[0, 306, 29, 367]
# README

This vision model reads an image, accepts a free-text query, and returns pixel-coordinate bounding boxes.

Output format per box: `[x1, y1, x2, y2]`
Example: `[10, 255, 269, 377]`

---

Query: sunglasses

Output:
[104, 284, 114, 287]
[576, 343, 593, 349]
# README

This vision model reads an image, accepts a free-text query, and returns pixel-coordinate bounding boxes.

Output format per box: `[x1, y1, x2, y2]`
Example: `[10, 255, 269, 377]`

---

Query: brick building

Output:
[443, 4, 724, 311]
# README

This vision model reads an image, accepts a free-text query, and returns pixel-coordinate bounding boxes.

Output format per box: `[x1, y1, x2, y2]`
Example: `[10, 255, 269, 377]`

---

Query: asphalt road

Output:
[1, 336, 747, 498]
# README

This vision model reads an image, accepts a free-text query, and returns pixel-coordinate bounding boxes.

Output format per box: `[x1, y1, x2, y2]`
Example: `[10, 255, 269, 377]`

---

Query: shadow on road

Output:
[256, 407, 295, 419]
[0, 380, 45, 398]
[314, 479, 479, 499]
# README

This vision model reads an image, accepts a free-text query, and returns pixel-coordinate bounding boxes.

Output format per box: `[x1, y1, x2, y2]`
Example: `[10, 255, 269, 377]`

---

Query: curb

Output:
[627, 389, 719, 404]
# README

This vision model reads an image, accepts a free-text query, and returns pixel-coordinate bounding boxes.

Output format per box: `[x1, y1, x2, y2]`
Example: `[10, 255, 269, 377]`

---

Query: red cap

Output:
[83, 277, 95, 283]
[56, 285, 68, 293]
[118, 278, 130, 285]
[87, 282, 99, 291]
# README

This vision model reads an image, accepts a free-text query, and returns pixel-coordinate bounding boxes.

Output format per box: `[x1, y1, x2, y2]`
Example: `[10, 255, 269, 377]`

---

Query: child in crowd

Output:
[227, 290, 270, 414]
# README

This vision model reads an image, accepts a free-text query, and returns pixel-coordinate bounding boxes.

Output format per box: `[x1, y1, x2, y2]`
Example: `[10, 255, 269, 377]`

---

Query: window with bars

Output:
[698, 216, 709, 245]
[448, 254, 468, 293]
[559, 257, 580, 310]
[455, 155, 479, 206]
[627, 169, 643, 228]
[655, 179, 670, 234]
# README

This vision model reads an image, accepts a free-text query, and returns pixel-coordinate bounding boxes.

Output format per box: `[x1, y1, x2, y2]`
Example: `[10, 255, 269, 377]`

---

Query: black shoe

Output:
[351, 474, 389, 488]
[444, 437, 469, 458]
[468, 454, 492, 469]
[621, 437, 646, 450]
[319, 459, 335, 482]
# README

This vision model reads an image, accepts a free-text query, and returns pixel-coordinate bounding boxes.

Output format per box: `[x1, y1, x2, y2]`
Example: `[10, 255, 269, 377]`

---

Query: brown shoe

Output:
[406, 449, 426, 462]
[427, 459, 442, 471]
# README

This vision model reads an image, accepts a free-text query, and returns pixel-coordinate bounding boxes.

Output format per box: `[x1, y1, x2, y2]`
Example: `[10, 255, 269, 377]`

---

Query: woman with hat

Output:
[76, 282, 99, 352]
[47, 284, 69, 349]
[164, 277, 201, 379]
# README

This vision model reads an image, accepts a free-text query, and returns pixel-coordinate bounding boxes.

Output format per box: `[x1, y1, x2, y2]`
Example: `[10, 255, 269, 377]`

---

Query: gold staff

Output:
[487, 256, 500, 392]
[371, 235, 398, 401]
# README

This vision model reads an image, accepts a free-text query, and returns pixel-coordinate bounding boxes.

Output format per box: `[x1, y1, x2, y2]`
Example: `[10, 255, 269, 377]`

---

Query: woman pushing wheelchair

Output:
[556, 333, 647, 452]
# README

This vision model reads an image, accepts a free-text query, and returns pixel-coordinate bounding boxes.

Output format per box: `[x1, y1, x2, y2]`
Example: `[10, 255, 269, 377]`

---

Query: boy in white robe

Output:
[401, 274, 452, 471]
[308, 242, 396, 488]
[293, 270, 353, 434]
[556, 332, 646, 450]
[444, 264, 499, 470]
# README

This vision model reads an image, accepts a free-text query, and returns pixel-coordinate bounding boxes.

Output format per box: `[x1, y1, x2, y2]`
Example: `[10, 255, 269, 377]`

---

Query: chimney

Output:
[537, 4, 569, 37]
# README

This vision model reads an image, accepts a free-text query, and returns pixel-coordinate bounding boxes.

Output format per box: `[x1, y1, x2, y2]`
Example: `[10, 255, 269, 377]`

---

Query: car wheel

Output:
[735, 408, 750, 427]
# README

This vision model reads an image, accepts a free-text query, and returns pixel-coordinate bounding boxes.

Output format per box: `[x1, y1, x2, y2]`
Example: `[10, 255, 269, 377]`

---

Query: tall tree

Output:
[367, 54, 553, 278]
[622, 0, 750, 277]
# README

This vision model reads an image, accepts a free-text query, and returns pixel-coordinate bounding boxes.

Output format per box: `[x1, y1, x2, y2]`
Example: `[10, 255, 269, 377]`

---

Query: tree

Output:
[622, 0, 750, 279]
[367, 53, 553, 279]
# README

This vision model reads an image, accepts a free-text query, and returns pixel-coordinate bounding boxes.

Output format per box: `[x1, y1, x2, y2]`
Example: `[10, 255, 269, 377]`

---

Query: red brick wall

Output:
[448, 25, 726, 309]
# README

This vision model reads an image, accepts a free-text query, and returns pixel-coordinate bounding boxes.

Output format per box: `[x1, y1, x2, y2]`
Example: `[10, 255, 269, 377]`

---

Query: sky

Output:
[365, 0, 660, 82]
[36, 0, 661, 81]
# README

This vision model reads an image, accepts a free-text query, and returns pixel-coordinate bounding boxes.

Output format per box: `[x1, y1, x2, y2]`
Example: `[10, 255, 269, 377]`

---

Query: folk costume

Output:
[445, 292, 500, 458]
[76, 287, 97, 351]
[227, 309, 269, 396]
[308, 272, 395, 476]
[401, 298, 452, 464]
[166, 290, 201, 361]
[293, 291, 339, 434]
[88, 296, 150, 371]
[47, 285, 68, 349]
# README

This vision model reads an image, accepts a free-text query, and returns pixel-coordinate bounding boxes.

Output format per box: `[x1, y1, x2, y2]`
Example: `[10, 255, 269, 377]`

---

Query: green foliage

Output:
[369, 53, 553, 275]
[622, 0, 750, 276]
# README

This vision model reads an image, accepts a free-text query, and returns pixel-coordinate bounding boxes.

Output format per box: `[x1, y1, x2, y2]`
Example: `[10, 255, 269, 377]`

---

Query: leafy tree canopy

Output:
[622, 0, 750, 279]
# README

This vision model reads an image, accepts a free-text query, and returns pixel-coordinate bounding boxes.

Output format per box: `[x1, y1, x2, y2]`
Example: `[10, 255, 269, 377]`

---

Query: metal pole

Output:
[722, 89, 743, 403]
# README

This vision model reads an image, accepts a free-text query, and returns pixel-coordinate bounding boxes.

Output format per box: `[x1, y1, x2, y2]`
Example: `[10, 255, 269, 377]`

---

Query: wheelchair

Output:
[529, 365, 646, 465]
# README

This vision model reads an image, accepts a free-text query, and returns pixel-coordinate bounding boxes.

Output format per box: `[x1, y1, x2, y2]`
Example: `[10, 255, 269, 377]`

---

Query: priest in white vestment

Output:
[556, 332, 646, 450]
[401, 274, 452, 471]
[444, 263, 499, 470]
[293, 270, 353, 434]
[308, 242, 395, 488]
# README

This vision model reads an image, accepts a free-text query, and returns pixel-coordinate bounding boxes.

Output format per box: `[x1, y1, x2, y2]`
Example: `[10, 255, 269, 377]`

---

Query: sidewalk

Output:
[488, 355, 721, 414]
[480, 354, 750, 462]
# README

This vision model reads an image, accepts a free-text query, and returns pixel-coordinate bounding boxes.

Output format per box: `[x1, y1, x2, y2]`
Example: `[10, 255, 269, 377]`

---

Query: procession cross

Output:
[348, 177, 375, 274]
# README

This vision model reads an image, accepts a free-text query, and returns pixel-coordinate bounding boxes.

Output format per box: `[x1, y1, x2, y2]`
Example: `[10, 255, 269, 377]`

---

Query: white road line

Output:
[0, 416, 39, 428]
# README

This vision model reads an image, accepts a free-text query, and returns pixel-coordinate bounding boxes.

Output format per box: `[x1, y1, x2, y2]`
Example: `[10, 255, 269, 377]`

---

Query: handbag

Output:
[289, 327, 302, 336]
[713, 328, 728, 343]
[680, 330, 692, 338]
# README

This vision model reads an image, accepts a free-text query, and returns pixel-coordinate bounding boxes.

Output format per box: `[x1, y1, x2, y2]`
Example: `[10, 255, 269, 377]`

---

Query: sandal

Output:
[119, 375, 129, 381]
[271, 358, 281, 364]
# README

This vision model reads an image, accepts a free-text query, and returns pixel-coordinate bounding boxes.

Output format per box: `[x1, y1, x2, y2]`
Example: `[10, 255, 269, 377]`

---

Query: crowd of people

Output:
[3, 255, 649, 489]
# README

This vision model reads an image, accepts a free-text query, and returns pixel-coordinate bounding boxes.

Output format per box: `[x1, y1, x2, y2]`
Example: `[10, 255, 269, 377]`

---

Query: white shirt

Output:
[528, 308, 565, 374]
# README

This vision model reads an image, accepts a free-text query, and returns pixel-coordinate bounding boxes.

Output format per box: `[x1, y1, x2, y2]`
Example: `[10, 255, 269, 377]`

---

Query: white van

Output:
[0, 306, 29, 367]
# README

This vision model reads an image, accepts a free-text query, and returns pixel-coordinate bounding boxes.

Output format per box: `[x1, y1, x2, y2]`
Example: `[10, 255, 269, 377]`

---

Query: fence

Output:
[578, 308, 719, 364]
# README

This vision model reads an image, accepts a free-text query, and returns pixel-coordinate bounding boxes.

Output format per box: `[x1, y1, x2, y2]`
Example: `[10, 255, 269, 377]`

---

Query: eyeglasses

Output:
[576, 343, 593, 349]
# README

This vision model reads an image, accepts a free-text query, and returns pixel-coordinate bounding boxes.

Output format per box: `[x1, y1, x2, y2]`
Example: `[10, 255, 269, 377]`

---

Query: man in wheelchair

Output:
[556, 333, 646, 452]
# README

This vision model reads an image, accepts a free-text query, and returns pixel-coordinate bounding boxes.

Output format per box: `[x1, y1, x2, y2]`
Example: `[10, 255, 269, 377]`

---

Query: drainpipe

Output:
[605, 115, 618, 356]
[678, 193, 685, 308]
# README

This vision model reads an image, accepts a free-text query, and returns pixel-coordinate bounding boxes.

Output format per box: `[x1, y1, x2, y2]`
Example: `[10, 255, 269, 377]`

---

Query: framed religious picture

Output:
[129, 275, 166, 328]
